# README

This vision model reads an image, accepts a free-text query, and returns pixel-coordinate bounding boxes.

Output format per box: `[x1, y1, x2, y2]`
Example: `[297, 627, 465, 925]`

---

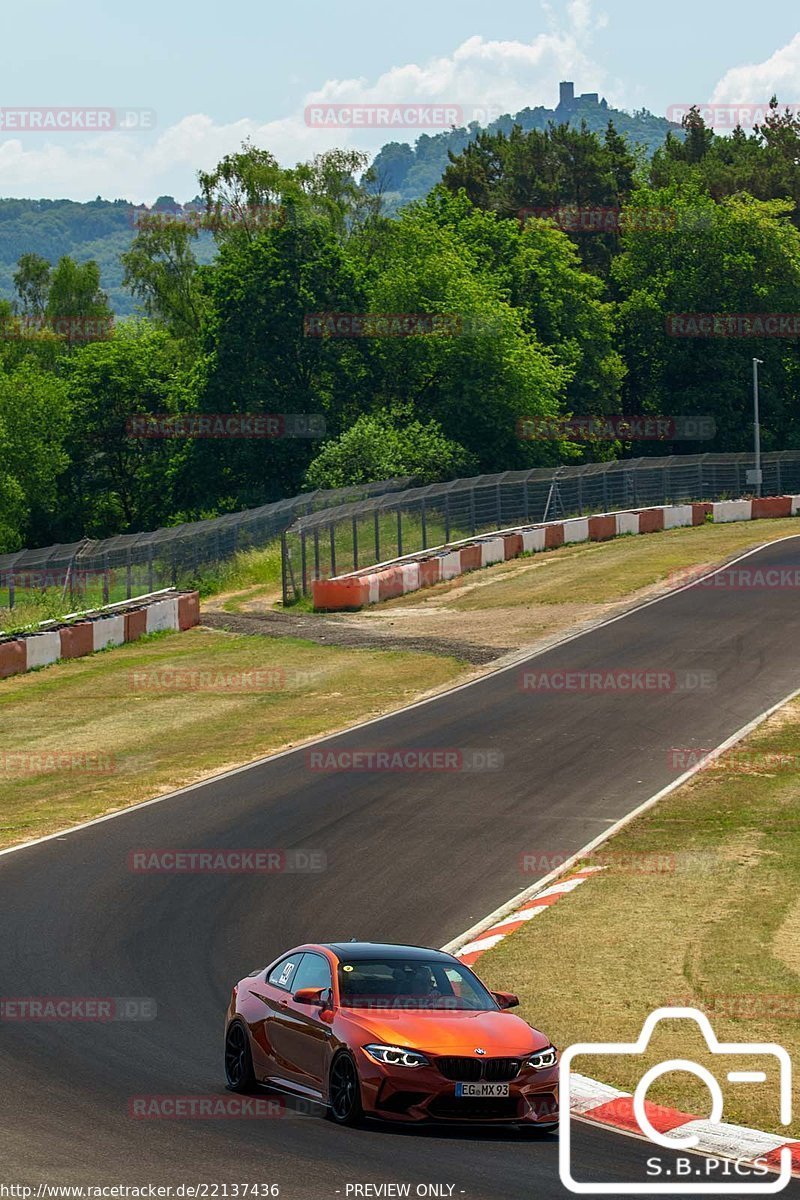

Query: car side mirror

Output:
[492, 990, 519, 1010]
[293, 986, 327, 1007]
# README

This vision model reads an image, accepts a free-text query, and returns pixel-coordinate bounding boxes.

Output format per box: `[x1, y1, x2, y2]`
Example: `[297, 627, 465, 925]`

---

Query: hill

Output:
[0, 86, 681, 313]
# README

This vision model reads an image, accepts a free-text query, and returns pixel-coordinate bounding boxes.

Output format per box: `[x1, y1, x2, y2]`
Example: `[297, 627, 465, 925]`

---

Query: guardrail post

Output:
[8, 572, 14, 610]
[103, 553, 110, 605]
[352, 516, 359, 570]
[313, 528, 320, 580]
[281, 532, 290, 606]
[148, 545, 154, 593]
[444, 493, 451, 542]
[397, 509, 403, 557]
[329, 525, 336, 578]
[421, 499, 427, 550]
[469, 489, 476, 536]
[300, 530, 308, 596]
[126, 547, 132, 599]
[374, 511, 380, 564]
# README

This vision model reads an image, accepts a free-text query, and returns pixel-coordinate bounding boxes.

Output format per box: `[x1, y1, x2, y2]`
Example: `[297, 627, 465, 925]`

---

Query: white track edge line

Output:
[441, 676, 800, 953]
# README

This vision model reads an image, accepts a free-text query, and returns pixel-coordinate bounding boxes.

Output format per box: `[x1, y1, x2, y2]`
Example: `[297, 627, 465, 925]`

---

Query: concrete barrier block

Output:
[177, 592, 200, 631]
[146, 597, 180, 633]
[460, 544, 482, 573]
[503, 533, 523, 559]
[522, 528, 546, 553]
[59, 622, 94, 660]
[791, 496, 800, 516]
[25, 631, 61, 669]
[752, 496, 792, 520]
[377, 566, 405, 602]
[124, 608, 148, 642]
[400, 563, 420, 593]
[616, 512, 640, 536]
[545, 523, 565, 549]
[368, 574, 380, 605]
[638, 508, 665, 534]
[480, 537, 505, 567]
[313, 577, 370, 611]
[93, 615, 126, 651]
[713, 499, 752, 523]
[562, 518, 589, 544]
[419, 558, 441, 588]
[441, 551, 462, 580]
[0, 638, 26, 679]
[663, 505, 694, 529]
[692, 503, 713, 525]
[588, 515, 616, 541]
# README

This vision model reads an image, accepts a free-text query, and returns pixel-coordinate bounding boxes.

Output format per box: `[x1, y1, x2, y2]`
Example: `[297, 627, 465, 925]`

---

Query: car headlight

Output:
[363, 1043, 429, 1068]
[526, 1045, 558, 1070]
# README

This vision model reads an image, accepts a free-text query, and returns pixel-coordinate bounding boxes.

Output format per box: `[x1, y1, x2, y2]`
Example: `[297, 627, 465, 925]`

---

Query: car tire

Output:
[225, 1021, 258, 1093]
[327, 1052, 364, 1126]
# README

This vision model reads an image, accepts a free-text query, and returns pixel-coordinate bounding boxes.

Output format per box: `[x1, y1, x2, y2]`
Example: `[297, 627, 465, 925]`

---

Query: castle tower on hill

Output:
[557, 82, 606, 111]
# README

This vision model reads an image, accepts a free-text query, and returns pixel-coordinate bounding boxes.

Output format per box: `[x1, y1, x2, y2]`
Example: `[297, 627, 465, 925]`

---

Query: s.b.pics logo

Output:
[559, 1008, 793, 1194]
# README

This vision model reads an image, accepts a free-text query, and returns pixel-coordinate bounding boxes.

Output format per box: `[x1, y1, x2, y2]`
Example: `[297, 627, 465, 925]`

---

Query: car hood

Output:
[337, 1007, 550, 1055]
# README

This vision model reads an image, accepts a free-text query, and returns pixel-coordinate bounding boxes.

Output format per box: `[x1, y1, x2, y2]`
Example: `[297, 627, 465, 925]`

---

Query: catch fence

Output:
[0, 478, 411, 613]
[281, 452, 800, 603]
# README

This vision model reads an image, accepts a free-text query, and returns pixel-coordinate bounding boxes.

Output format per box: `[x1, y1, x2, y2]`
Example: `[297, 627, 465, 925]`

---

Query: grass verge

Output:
[476, 697, 800, 1136]
[0, 627, 464, 850]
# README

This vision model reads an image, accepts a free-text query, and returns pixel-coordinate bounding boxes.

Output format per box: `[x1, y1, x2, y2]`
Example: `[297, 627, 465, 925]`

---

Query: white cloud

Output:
[0, 3, 610, 202]
[711, 32, 800, 106]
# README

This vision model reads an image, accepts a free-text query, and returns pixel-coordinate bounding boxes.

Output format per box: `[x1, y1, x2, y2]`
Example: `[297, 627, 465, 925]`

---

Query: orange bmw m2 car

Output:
[224, 941, 559, 1127]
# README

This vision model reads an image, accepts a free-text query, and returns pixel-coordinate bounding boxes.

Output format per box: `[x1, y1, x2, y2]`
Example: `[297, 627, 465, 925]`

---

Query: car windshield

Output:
[337, 958, 498, 1010]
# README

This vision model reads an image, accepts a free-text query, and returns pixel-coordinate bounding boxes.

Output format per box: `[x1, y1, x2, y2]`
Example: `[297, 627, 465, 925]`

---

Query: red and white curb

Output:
[449, 867, 800, 1176]
[453, 867, 604, 966]
[570, 1073, 800, 1177]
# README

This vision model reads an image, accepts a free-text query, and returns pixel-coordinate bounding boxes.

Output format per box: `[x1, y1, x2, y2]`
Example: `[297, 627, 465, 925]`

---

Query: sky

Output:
[0, 0, 798, 204]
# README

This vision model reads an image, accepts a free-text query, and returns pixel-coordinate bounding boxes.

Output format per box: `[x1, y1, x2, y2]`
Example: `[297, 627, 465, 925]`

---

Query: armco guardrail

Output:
[282, 452, 800, 603]
[0, 589, 200, 681]
[311, 495, 800, 610]
[0, 477, 411, 613]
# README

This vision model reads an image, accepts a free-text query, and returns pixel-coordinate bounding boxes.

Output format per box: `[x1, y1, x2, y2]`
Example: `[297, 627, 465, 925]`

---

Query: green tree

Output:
[612, 187, 800, 451]
[305, 412, 476, 488]
[13, 252, 51, 316]
[0, 360, 70, 550]
[58, 323, 188, 536]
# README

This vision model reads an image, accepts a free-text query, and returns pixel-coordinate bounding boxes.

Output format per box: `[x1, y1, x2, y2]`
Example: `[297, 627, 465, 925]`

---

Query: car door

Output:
[272, 952, 334, 1095]
[250, 953, 304, 1085]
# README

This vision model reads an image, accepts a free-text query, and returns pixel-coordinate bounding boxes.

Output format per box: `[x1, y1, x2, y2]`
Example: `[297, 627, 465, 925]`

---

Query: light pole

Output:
[752, 358, 763, 497]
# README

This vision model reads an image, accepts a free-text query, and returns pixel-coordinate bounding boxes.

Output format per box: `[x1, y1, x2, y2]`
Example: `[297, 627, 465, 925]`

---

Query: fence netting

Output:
[282, 453, 800, 602]
[0, 478, 412, 610]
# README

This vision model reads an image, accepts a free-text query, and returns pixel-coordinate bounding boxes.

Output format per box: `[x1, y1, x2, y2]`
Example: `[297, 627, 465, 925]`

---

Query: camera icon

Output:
[559, 1007, 793, 1194]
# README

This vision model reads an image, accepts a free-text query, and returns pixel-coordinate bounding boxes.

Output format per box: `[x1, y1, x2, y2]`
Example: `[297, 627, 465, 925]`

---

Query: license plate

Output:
[455, 1082, 510, 1097]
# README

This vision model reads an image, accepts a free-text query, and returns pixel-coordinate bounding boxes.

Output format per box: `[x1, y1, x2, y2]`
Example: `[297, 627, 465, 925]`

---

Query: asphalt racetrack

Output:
[3, 537, 800, 1199]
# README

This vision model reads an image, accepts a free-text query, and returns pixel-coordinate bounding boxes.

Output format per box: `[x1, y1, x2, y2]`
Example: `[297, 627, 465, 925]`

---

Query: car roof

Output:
[322, 941, 456, 963]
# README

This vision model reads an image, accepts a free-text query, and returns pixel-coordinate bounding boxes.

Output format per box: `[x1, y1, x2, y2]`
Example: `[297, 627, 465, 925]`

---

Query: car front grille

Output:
[427, 1095, 522, 1120]
[434, 1056, 522, 1082]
